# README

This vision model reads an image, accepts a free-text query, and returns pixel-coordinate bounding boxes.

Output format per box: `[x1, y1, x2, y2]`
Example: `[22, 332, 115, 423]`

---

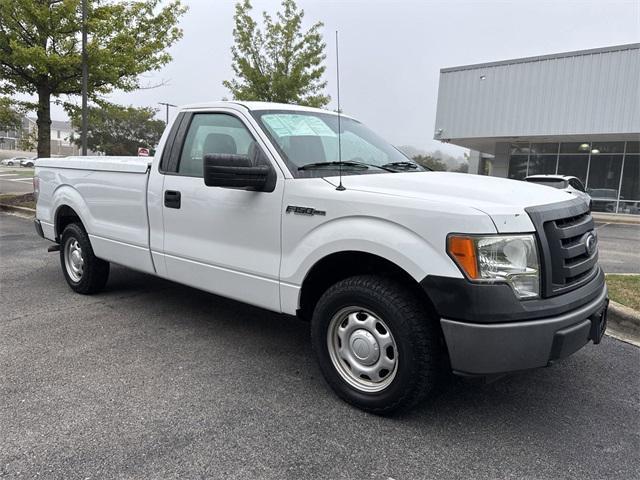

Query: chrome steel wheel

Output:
[327, 306, 398, 393]
[64, 237, 84, 282]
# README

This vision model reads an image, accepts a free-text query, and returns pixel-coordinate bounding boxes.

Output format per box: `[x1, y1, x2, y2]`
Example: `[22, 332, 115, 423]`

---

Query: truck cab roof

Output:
[180, 100, 351, 118]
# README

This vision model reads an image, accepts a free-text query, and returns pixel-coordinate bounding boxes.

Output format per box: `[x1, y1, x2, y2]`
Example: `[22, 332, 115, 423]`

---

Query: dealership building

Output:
[434, 43, 640, 215]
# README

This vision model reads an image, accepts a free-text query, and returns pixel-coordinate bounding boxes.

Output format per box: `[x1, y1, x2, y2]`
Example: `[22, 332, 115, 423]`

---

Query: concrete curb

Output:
[606, 300, 640, 347]
[592, 212, 640, 225]
[0, 203, 35, 216]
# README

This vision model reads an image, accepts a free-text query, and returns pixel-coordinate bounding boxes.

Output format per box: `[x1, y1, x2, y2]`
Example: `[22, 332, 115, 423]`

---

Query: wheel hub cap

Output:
[71, 250, 82, 268]
[326, 307, 398, 393]
[64, 237, 84, 282]
[349, 329, 379, 365]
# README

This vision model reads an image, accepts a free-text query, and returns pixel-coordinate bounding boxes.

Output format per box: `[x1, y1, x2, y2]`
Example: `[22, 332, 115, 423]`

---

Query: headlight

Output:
[447, 234, 540, 299]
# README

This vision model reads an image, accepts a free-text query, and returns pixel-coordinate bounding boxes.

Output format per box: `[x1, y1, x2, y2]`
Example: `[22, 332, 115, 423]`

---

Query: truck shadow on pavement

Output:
[102, 265, 635, 428]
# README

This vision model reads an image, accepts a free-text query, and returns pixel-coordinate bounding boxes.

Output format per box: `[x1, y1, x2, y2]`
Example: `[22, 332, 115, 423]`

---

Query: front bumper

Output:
[439, 285, 608, 375]
[421, 266, 608, 376]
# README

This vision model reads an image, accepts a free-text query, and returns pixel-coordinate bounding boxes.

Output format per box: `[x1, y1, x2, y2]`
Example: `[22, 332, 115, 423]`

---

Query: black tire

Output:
[311, 275, 443, 415]
[60, 223, 110, 294]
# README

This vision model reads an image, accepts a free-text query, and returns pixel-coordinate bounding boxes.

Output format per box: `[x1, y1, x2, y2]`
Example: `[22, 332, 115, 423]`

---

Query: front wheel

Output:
[311, 275, 444, 415]
[60, 223, 110, 294]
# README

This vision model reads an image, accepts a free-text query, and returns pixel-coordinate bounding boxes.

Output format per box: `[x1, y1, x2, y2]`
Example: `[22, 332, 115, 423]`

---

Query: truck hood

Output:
[324, 171, 576, 233]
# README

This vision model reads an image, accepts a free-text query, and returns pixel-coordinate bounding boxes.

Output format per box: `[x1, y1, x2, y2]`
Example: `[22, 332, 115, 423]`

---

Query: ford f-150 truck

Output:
[34, 101, 608, 414]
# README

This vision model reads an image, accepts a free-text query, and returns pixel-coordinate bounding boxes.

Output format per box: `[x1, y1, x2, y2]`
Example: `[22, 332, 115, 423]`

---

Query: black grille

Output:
[526, 198, 599, 297]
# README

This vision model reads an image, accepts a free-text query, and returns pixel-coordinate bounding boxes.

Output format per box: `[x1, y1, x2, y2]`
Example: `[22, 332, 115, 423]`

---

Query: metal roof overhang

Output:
[445, 132, 640, 155]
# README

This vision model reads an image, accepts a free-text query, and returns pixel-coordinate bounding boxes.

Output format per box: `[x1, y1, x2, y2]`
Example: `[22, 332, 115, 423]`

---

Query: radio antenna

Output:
[335, 30, 345, 191]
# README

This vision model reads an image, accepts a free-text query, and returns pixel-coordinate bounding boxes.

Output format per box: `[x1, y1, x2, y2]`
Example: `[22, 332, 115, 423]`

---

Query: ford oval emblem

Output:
[584, 232, 597, 256]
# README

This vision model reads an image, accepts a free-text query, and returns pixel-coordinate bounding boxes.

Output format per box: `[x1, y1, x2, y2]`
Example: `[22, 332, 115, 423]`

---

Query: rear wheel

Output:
[311, 275, 443, 415]
[60, 223, 110, 294]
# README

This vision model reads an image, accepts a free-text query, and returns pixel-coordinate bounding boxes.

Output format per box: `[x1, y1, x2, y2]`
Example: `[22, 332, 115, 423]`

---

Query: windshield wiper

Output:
[298, 161, 394, 172]
[381, 161, 419, 170]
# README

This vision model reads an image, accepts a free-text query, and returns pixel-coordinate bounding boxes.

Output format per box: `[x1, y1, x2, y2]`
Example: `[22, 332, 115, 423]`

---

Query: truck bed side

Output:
[36, 156, 156, 274]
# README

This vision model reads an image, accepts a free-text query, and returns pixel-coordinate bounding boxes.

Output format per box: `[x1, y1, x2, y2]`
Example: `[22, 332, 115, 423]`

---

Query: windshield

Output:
[252, 110, 424, 177]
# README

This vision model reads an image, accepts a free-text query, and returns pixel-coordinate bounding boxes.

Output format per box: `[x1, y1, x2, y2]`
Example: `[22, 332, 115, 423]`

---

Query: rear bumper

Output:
[440, 285, 608, 375]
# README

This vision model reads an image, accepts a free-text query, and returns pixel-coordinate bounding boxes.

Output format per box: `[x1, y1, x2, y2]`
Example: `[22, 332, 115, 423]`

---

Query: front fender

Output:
[279, 215, 464, 315]
[281, 215, 463, 286]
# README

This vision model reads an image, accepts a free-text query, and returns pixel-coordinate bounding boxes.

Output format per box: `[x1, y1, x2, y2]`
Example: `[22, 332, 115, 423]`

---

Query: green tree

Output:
[0, 96, 22, 131]
[454, 162, 469, 173]
[412, 154, 447, 171]
[18, 129, 37, 152]
[224, 0, 329, 107]
[0, 0, 187, 158]
[69, 102, 165, 155]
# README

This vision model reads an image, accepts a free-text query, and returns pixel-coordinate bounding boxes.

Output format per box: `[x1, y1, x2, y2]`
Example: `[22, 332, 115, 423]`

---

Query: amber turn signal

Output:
[447, 236, 479, 279]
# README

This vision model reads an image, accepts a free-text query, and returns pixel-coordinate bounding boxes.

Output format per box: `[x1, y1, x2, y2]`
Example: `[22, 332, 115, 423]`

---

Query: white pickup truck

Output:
[34, 101, 608, 414]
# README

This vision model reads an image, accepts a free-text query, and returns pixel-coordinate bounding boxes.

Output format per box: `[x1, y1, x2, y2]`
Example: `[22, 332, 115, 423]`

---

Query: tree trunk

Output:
[36, 87, 51, 159]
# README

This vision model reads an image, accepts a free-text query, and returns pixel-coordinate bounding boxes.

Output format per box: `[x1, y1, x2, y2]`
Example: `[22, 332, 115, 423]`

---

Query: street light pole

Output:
[81, 0, 88, 156]
[158, 102, 177, 124]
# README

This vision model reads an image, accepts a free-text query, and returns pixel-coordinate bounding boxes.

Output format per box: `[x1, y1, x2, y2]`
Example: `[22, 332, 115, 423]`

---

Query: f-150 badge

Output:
[286, 205, 326, 216]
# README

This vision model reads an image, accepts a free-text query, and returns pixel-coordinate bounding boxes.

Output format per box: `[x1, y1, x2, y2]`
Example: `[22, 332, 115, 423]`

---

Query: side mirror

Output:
[203, 153, 275, 191]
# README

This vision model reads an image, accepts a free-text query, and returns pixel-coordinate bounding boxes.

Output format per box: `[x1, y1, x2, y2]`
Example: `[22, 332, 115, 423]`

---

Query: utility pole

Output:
[81, 0, 88, 155]
[158, 102, 177, 124]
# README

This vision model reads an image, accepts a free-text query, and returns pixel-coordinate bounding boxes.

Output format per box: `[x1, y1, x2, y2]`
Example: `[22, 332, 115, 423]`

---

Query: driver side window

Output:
[178, 113, 257, 177]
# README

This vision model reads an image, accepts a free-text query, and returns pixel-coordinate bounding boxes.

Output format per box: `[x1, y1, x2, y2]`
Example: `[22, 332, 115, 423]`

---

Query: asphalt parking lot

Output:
[0, 166, 34, 195]
[1, 213, 639, 479]
[595, 221, 640, 273]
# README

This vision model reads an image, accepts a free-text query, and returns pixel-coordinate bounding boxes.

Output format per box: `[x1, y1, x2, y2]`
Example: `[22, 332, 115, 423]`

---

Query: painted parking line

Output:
[9, 178, 33, 183]
[0, 174, 19, 177]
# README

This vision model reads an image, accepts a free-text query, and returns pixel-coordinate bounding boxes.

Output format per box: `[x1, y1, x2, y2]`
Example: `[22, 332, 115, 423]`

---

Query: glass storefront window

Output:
[620, 154, 640, 201]
[586, 154, 623, 214]
[510, 143, 530, 155]
[530, 143, 559, 154]
[508, 155, 528, 180]
[527, 154, 557, 175]
[557, 155, 589, 184]
[507, 141, 636, 213]
[590, 142, 625, 154]
[560, 142, 591, 154]
[625, 141, 640, 154]
[479, 157, 493, 176]
[617, 201, 640, 215]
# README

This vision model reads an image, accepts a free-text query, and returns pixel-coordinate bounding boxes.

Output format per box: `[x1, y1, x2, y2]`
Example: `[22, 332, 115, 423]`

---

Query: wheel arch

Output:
[54, 204, 85, 241]
[297, 250, 439, 322]
[50, 184, 92, 241]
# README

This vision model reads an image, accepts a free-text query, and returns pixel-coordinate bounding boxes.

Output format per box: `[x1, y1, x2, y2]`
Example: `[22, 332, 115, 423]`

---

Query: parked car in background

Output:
[20, 157, 36, 168]
[1, 156, 28, 166]
[524, 174, 591, 208]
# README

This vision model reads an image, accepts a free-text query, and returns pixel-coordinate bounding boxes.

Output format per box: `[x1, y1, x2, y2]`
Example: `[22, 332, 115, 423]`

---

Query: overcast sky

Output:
[49, 0, 640, 156]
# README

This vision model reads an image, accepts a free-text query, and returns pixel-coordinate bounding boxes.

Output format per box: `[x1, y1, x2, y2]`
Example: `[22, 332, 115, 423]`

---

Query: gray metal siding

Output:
[434, 45, 640, 140]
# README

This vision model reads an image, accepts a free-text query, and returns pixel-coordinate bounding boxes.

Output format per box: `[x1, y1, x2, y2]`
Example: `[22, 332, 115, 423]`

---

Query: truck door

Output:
[160, 110, 284, 311]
